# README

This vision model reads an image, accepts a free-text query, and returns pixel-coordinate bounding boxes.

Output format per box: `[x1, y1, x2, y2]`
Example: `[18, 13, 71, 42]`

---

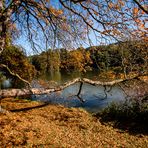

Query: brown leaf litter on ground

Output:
[0, 98, 148, 148]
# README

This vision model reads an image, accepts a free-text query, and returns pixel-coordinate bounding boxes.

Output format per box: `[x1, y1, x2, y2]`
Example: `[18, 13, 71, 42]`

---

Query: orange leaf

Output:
[133, 7, 139, 15]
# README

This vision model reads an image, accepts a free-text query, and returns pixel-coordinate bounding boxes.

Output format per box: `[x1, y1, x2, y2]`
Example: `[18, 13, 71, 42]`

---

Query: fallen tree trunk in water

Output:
[0, 76, 147, 99]
[0, 78, 81, 98]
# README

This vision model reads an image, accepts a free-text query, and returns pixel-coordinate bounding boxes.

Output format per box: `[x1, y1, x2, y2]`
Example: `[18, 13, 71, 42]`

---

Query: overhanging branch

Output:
[133, 0, 148, 14]
[0, 64, 31, 88]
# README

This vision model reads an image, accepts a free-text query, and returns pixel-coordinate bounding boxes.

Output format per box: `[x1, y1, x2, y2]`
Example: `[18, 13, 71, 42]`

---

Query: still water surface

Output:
[32, 70, 126, 113]
[37, 70, 101, 85]
[2, 70, 141, 113]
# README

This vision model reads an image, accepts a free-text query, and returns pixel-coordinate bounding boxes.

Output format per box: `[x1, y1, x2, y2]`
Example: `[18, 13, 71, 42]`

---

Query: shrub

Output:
[97, 98, 148, 123]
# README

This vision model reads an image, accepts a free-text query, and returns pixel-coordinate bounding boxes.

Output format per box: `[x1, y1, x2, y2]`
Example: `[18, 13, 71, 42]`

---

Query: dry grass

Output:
[0, 98, 148, 148]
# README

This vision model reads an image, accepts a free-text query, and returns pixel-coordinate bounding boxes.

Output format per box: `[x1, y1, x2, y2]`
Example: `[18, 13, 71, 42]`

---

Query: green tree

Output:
[31, 49, 61, 74]
[0, 45, 36, 88]
[31, 52, 47, 74]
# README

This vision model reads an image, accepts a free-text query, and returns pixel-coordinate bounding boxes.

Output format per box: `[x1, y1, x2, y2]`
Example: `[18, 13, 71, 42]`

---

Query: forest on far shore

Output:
[0, 40, 147, 88]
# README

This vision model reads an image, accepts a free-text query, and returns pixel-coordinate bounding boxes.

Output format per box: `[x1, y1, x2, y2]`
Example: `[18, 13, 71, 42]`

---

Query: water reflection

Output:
[32, 82, 126, 113]
[37, 70, 100, 85]
[0, 70, 100, 89]
[0, 79, 12, 89]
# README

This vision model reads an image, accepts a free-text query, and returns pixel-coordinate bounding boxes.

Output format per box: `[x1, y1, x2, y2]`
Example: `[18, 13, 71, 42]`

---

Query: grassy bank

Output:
[0, 98, 148, 147]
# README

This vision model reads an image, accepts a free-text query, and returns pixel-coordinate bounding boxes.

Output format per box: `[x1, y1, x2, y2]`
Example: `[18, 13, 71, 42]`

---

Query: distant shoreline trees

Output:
[30, 40, 147, 76]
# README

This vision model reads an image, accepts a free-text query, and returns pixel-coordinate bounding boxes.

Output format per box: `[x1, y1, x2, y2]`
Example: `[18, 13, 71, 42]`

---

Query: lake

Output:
[35, 70, 101, 85]
[32, 81, 128, 113]
[1, 70, 147, 113]
[32, 70, 146, 114]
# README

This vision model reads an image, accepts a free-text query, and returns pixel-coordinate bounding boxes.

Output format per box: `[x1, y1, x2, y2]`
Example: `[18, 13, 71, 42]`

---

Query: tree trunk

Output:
[0, 78, 81, 98]
[0, 1, 6, 54]
[0, 76, 147, 114]
[0, 1, 10, 54]
[1, 76, 147, 99]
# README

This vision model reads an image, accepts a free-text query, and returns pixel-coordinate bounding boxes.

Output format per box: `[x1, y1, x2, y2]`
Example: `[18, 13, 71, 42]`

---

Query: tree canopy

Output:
[0, 45, 36, 88]
[0, 0, 147, 53]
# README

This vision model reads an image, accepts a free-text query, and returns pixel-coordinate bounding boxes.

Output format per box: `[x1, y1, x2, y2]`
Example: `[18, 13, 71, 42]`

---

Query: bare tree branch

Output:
[0, 64, 31, 88]
[133, 0, 148, 14]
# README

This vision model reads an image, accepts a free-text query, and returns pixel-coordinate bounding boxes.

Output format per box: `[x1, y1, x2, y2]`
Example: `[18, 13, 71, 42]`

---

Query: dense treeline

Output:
[31, 47, 92, 74]
[30, 41, 147, 75]
[0, 40, 147, 88]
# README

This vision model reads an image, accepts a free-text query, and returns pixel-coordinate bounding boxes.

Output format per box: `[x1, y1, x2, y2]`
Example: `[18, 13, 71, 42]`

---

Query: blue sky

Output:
[13, 0, 147, 55]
